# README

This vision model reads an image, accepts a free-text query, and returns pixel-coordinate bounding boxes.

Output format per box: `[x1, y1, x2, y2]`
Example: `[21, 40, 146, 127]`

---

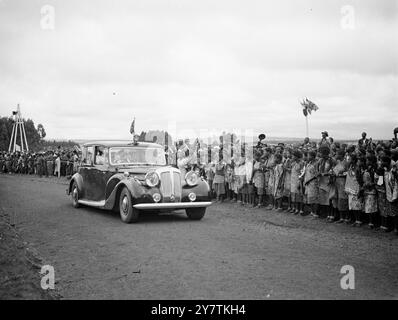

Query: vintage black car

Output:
[67, 140, 211, 223]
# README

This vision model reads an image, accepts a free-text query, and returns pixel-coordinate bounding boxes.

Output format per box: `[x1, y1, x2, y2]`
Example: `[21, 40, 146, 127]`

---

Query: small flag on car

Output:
[130, 117, 135, 135]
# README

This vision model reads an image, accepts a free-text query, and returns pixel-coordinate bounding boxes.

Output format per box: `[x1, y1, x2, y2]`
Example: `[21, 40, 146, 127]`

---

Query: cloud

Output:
[0, 0, 396, 141]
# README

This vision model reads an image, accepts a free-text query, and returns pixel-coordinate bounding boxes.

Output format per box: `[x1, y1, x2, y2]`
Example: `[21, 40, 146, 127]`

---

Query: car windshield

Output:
[109, 146, 166, 166]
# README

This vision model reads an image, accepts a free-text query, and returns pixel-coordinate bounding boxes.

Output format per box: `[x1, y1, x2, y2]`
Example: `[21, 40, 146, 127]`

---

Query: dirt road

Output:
[0, 174, 397, 299]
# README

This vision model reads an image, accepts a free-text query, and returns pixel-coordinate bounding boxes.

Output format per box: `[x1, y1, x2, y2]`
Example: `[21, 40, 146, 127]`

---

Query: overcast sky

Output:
[0, 0, 397, 141]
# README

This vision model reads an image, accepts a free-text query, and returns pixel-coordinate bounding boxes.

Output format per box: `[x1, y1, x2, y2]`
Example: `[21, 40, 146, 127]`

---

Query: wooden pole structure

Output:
[8, 104, 29, 153]
[8, 120, 16, 152]
[12, 119, 18, 152]
[22, 120, 29, 152]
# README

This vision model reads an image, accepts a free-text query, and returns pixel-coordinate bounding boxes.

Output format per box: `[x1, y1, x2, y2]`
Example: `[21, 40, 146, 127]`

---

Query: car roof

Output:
[82, 140, 163, 148]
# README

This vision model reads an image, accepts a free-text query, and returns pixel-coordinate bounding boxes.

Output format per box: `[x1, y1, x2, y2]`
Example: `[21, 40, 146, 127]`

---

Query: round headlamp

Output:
[145, 171, 160, 187]
[185, 171, 199, 186]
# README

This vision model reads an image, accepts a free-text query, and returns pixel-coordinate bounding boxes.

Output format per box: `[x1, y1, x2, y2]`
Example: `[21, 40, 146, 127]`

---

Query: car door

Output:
[79, 146, 95, 200]
[88, 146, 114, 202]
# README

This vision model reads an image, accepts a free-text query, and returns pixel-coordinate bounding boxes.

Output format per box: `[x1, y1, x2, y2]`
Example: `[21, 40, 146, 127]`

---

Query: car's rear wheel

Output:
[71, 182, 80, 208]
[119, 187, 139, 223]
[186, 207, 206, 220]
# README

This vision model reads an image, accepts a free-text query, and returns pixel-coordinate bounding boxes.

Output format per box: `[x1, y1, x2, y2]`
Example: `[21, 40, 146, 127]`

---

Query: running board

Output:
[78, 199, 106, 208]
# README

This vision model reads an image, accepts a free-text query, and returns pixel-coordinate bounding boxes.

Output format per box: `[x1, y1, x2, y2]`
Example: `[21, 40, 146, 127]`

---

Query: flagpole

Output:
[305, 115, 309, 138]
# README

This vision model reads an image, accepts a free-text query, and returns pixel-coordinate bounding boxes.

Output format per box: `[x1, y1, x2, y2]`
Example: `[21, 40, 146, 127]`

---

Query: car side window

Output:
[81, 147, 87, 164]
[94, 146, 108, 165]
[84, 146, 94, 165]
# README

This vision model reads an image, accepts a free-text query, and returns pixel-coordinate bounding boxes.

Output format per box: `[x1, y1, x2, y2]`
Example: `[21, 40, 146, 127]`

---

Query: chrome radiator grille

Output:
[160, 170, 181, 201]
[160, 172, 172, 196]
[173, 172, 182, 196]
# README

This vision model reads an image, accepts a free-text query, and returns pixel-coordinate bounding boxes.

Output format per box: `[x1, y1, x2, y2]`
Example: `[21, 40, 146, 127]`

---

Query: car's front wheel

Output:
[119, 187, 139, 223]
[186, 207, 206, 220]
[71, 182, 80, 208]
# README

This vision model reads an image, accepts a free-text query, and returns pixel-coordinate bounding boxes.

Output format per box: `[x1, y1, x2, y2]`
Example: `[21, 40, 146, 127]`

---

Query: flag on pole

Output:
[301, 98, 319, 116]
[130, 117, 135, 135]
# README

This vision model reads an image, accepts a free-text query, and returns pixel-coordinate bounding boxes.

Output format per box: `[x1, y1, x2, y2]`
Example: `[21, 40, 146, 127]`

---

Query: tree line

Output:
[0, 116, 76, 152]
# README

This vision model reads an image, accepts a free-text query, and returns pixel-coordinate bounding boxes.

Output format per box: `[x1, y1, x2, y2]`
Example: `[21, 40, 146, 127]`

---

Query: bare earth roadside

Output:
[0, 173, 397, 299]
[0, 203, 57, 299]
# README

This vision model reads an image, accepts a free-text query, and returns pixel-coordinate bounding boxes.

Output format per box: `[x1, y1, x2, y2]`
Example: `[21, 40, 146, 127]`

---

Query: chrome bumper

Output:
[133, 202, 212, 210]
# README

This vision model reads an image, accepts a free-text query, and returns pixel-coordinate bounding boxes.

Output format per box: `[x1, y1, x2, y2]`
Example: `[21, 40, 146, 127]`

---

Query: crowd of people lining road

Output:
[0, 148, 79, 178]
[1, 128, 398, 235]
[175, 129, 398, 235]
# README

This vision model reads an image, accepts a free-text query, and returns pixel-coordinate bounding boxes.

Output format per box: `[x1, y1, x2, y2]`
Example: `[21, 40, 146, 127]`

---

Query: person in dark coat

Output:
[46, 152, 54, 177]
[36, 153, 43, 177]
[358, 132, 370, 148]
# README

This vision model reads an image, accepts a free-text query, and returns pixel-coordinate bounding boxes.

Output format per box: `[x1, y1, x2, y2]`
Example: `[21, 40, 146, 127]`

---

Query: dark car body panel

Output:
[67, 140, 211, 213]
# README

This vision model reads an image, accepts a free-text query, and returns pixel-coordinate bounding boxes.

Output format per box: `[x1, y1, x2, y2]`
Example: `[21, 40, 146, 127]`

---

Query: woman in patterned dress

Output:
[290, 149, 305, 215]
[282, 149, 293, 212]
[205, 161, 215, 199]
[332, 150, 349, 223]
[344, 153, 364, 226]
[231, 153, 241, 202]
[273, 153, 285, 211]
[225, 163, 234, 201]
[363, 155, 378, 228]
[375, 158, 388, 231]
[213, 159, 226, 202]
[261, 148, 270, 207]
[245, 150, 254, 206]
[317, 145, 336, 220]
[265, 149, 276, 210]
[383, 156, 398, 234]
[304, 151, 319, 217]
[252, 151, 265, 208]
[236, 157, 246, 204]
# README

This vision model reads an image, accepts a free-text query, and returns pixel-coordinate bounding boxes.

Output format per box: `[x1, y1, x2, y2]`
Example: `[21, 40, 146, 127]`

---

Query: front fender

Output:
[182, 179, 211, 202]
[68, 173, 84, 197]
[103, 176, 156, 210]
